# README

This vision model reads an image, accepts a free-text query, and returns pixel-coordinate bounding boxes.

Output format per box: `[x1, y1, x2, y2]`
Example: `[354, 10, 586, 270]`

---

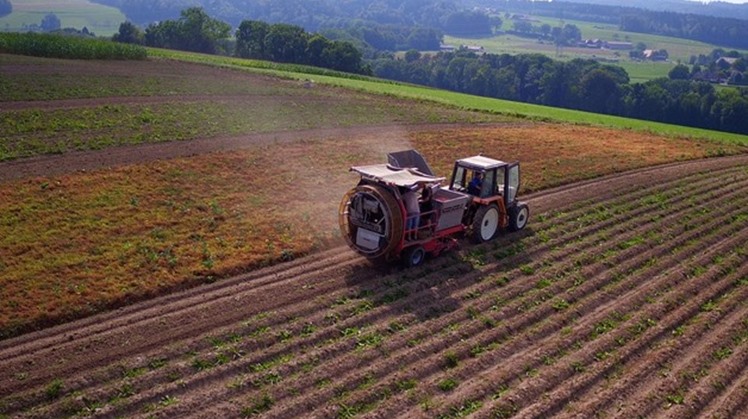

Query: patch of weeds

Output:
[341, 326, 361, 338]
[629, 318, 657, 336]
[494, 276, 510, 287]
[470, 344, 487, 357]
[148, 357, 167, 370]
[301, 322, 317, 336]
[111, 382, 135, 402]
[159, 395, 178, 407]
[594, 351, 612, 362]
[444, 351, 459, 369]
[395, 378, 418, 392]
[123, 366, 147, 379]
[466, 306, 479, 319]
[519, 264, 535, 275]
[618, 236, 645, 250]
[481, 316, 498, 329]
[665, 392, 684, 406]
[552, 299, 570, 311]
[570, 361, 586, 374]
[438, 378, 458, 392]
[316, 378, 332, 388]
[464, 289, 482, 300]
[536, 278, 551, 289]
[45, 378, 64, 399]
[276, 329, 293, 342]
[337, 401, 370, 418]
[407, 337, 423, 347]
[672, 325, 686, 337]
[388, 321, 406, 333]
[713, 346, 733, 361]
[356, 332, 384, 349]
[192, 358, 213, 371]
[492, 383, 510, 399]
[241, 393, 274, 417]
[463, 249, 486, 268]
[700, 300, 718, 312]
[542, 354, 556, 365]
[352, 299, 375, 315]
[449, 399, 483, 418]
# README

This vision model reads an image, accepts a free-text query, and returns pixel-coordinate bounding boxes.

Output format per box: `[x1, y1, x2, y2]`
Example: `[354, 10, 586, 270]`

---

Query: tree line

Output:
[113, 8, 369, 74]
[370, 50, 748, 135]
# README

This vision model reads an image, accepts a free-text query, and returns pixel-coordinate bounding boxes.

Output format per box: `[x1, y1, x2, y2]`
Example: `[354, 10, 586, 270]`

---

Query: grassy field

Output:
[446, 15, 748, 83]
[150, 49, 748, 145]
[0, 0, 125, 36]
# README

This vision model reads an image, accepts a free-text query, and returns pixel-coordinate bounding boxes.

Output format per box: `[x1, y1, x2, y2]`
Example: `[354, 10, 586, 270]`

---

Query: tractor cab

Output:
[449, 155, 520, 209]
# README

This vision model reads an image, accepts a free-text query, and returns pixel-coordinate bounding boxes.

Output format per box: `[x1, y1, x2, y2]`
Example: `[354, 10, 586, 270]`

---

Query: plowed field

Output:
[1, 155, 746, 418]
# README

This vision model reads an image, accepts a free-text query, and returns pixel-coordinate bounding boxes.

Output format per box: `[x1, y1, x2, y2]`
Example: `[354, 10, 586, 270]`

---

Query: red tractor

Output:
[339, 150, 529, 267]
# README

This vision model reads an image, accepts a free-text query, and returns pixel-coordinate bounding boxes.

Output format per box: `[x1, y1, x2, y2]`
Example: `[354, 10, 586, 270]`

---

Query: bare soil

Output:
[1, 152, 746, 418]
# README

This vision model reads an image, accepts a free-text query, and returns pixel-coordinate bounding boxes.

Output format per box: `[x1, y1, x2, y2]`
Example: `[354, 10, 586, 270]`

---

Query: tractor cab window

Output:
[507, 164, 520, 203]
[494, 167, 506, 196]
[452, 166, 467, 191]
[479, 171, 495, 198]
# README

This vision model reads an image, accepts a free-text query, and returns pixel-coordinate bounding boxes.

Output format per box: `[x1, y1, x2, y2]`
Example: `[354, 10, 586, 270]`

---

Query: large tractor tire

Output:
[471, 204, 500, 243]
[339, 183, 404, 260]
[508, 202, 529, 232]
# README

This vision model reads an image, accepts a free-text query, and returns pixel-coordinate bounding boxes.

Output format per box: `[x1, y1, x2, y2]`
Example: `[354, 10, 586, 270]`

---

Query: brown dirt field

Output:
[1, 154, 746, 418]
[2, 54, 747, 417]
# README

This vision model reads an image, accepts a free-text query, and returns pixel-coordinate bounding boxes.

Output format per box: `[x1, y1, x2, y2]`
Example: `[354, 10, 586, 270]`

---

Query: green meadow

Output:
[150, 48, 748, 145]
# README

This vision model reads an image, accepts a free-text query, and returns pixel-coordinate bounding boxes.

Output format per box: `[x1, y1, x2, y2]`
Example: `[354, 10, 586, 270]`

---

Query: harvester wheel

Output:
[471, 204, 500, 243]
[339, 183, 404, 260]
[402, 245, 426, 268]
[508, 203, 529, 232]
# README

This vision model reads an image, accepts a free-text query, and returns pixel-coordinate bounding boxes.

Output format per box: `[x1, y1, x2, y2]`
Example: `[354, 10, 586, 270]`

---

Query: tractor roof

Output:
[455, 155, 507, 170]
[350, 164, 445, 188]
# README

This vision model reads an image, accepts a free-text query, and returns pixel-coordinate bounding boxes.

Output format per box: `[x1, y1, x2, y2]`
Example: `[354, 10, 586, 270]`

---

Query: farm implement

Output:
[339, 149, 529, 266]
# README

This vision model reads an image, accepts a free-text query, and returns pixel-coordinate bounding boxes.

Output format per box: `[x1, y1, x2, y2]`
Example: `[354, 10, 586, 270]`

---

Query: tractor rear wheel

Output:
[471, 204, 500, 243]
[508, 203, 529, 232]
[402, 245, 426, 268]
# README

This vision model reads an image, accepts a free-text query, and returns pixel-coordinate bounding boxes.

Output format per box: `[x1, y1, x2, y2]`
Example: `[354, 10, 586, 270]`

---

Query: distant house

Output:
[440, 44, 456, 52]
[580, 39, 603, 48]
[716, 57, 738, 67]
[605, 41, 633, 50]
[464, 45, 485, 52]
[642, 49, 668, 61]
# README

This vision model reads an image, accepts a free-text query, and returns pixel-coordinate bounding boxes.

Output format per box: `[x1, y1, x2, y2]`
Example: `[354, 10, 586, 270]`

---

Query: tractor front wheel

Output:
[508, 203, 529, 232]
[471, 204, 500, 243]
[402, 245, 426, 268]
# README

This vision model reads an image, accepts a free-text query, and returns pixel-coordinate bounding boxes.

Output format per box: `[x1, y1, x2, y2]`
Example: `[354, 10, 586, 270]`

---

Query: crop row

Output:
[0, 33, 146, 60]
[2, 164, 746, 418]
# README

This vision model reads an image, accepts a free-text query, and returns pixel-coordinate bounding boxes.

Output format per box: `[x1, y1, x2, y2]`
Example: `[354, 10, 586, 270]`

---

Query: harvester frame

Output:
[339, 150, 528, 267]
